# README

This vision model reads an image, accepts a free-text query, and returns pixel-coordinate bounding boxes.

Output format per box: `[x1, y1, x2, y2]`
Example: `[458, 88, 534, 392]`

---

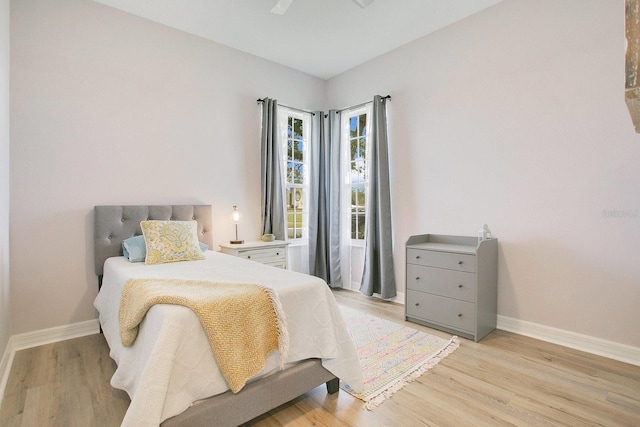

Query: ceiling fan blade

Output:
[271, 0, 293, 15]
[352, 0, 374, 8]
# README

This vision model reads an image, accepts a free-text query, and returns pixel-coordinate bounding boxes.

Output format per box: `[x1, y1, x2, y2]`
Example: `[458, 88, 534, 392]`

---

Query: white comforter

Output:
[94, 251, 363, 427]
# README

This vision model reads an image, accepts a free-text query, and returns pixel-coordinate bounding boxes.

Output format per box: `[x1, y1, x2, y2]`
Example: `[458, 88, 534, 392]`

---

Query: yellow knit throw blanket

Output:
[119, 278, 289, 393]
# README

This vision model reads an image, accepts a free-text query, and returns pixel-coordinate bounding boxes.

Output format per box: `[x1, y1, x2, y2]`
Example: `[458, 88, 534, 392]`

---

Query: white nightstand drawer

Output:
[406, 290, 475, 333]
[238, 247, 286, 263]
[406, 264, 476, 302]
[219, 240, 289, 269]
[407, 248, 476, 273]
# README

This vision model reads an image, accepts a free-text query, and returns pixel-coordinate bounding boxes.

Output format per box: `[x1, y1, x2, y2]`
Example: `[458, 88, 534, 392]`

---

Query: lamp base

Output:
[230, 240, 244, 244]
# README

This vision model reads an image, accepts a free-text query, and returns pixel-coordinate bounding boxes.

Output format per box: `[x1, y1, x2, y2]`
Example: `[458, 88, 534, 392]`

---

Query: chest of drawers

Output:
[219, 240, 289, 269]
[405, 234, 497, 342]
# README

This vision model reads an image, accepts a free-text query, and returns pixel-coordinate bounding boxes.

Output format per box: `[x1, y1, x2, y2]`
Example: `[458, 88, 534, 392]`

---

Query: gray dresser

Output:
[405, 234, 498, 342]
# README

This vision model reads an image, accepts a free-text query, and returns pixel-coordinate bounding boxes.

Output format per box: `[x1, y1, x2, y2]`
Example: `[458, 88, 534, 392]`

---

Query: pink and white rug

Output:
[340, 306, 460, 409]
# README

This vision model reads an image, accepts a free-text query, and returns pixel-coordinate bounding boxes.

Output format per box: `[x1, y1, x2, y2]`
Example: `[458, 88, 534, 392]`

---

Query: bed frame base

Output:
[161, 359, 339, 427]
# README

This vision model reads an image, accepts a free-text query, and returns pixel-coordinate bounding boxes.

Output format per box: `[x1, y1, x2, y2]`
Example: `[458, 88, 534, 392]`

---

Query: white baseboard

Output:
[0, 319, 100, 407]
[9, 318, 99, 352]
[0, 337, 16, 409]
[497, 315, 640, 367]
[343, 287, 639, 367]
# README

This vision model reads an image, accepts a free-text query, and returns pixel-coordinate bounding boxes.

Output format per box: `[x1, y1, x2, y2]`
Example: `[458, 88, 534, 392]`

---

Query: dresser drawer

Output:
[406, 290, 475, 333]
[238, 246, 286, 264]
[406, 264, 476, 302]
[407, 248, 476, 273]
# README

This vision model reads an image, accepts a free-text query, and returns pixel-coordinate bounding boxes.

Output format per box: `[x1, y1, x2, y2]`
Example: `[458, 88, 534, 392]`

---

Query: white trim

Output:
[497, 315, 640, 367]
[339, 290, 640, 367]
[0, 336, 16, 408]
[10, 319, 100, 351]
[0, 319, 100, 408]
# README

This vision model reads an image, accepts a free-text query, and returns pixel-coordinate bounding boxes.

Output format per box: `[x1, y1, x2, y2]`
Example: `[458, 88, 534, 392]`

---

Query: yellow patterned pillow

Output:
[140, 220, 205, 265]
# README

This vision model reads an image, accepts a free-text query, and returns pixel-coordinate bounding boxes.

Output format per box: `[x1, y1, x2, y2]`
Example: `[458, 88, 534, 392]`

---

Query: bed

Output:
[93, 205, 363, 427]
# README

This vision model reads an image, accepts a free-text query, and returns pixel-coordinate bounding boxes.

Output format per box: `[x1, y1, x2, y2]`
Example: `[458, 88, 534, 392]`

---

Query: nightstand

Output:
[219, 240, 290, 269]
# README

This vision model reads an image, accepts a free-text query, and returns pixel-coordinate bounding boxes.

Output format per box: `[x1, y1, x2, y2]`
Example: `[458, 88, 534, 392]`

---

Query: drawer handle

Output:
[457, 313, 463, 317]
[415, 276, 420, 281]
[415, 255, 421, 259]
[276, 252, 280, 256]
[247, 255, 251, 259]
[415, 302, 420, 307]
[458, 284, 463, 289]
[458, 261, 463, 265]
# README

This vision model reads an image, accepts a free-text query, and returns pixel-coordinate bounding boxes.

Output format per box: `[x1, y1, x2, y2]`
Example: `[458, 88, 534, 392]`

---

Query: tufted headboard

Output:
[94, 205, 213, 277]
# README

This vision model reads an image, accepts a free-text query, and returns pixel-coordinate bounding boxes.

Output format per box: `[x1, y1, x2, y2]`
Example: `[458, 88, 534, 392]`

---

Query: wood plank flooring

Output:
[1, 289, 639, 426]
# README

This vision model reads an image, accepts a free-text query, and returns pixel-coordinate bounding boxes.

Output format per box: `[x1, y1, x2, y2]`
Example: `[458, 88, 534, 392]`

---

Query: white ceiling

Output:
[93, 0, 503, 80]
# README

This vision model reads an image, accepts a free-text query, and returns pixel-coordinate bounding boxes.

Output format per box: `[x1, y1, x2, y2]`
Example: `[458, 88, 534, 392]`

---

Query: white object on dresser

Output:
[219, 240, 290, 269]
[405, 234, 498, 342]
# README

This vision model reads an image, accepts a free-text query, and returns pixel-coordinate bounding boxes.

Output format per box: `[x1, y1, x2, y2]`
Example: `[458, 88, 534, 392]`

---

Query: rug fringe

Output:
[363, 336, 461, 410]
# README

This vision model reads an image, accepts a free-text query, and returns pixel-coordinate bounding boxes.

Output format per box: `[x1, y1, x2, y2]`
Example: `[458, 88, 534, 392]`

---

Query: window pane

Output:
[293, 118, 303, 139]
[287, 187, 304, 239]
[350, 138, 358, 161]
[286, 187, 294, 209]
[359, 114, 367, 136]
[358, 137, 366, 159]
[287, 139, 293, 161]
[351, 161, 364, 184]
[357, 209, 365, 239]
[293, 140, 303, 161]
[293, 162, 304, 184]
[350, 186, 366, 240]
[350, 116, 358, 138]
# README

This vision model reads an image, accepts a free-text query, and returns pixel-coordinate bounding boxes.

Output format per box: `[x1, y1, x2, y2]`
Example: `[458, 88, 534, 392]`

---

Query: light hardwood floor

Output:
[1, 289, 639, 426]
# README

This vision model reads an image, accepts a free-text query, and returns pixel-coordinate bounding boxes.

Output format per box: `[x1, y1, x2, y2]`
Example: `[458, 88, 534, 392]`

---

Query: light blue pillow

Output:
[122, 235, 208, 263]
[122, 235, 147, 262]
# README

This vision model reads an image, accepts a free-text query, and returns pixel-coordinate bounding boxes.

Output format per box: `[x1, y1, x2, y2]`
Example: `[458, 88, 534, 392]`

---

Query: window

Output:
[279, 108, 311, 241]
[339, 104, 371, 290]
[346, 109, 369, 241]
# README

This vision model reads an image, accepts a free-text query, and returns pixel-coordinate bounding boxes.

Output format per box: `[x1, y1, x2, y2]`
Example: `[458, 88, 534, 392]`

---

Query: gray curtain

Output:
[360, 96, 397, 298]
[308, 110, 343, 287]
[260, 98, 286, 240]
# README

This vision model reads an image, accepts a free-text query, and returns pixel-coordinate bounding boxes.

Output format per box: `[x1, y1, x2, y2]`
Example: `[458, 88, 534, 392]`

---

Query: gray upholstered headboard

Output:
[94, 205, 213, 277]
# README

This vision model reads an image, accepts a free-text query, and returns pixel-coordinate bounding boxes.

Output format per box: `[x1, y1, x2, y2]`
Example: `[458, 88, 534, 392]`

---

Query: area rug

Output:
[340, 306, 460, 410]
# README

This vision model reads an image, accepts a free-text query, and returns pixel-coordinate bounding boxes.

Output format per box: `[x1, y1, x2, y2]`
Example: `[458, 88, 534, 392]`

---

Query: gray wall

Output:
[9, 0, 325, 334]
[328, 0, 640, 347]
[8, 0, 640, 352]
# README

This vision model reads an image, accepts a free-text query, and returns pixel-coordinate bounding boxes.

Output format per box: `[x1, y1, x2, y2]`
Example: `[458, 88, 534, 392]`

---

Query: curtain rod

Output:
[257, 95, 391, 115]
[256, 98, 316, 116]
[336, 95, 391, 113]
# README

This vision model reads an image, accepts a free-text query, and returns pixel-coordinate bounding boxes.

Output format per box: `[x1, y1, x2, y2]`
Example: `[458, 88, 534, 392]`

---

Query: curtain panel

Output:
[308, 110, 343, 287]
[260, 98, 286, 240]
[360, 95, 397, 299]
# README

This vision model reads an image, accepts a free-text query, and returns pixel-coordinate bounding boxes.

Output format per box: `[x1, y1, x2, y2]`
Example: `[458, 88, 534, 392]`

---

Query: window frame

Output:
[341, 105, 371, 247]
[278, 107, 311, 244]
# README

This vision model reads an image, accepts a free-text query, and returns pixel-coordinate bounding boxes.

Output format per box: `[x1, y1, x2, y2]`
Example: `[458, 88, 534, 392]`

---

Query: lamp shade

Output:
[231, 205, 242, 223]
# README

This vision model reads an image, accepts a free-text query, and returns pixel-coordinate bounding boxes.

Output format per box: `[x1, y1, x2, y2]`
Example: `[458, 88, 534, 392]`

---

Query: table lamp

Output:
[230, 205, 244, 244]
